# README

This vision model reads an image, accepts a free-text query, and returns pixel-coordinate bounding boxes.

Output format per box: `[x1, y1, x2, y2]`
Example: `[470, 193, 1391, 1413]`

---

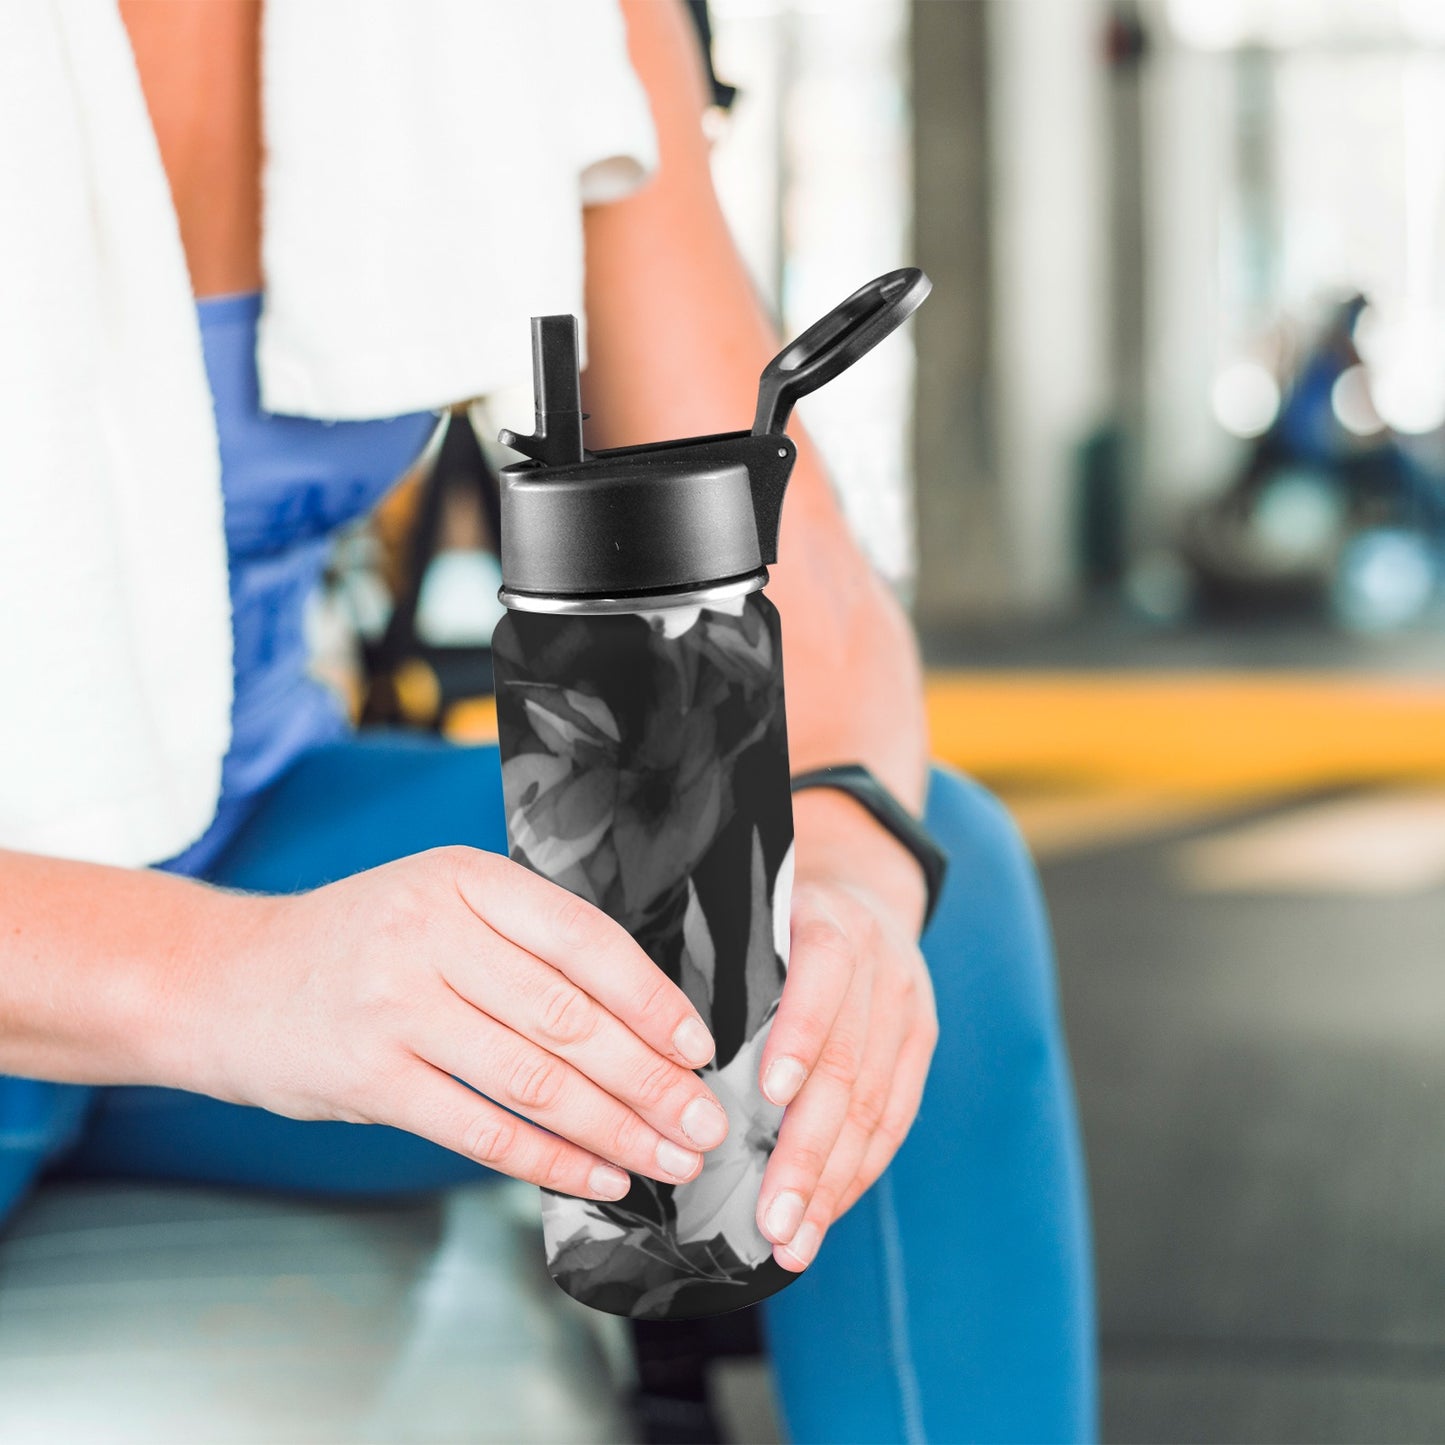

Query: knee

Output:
[923, 767, 1047, 949]
[921, 767, 1062, 1068]
[925, 767, 1034, 871]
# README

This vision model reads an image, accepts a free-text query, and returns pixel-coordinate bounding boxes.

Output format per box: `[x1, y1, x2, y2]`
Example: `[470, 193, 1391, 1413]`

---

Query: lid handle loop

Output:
[751, 268, 933, 438]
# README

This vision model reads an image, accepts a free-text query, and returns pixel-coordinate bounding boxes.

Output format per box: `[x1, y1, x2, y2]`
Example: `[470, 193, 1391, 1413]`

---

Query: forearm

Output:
[584, 0, 929, 821]
[0, 849, 260, 1088]
[769, 509, 929, 809]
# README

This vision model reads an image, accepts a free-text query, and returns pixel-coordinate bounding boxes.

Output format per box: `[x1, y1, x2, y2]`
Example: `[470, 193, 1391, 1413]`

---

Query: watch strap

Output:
[790, 763, 949, 930]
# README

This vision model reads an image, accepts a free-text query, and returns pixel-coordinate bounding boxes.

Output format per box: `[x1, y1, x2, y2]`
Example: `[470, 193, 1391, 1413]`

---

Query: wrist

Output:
[0, 856, 282, 1094]
[791, 787, 929, 935]
[136, 884, 287, 1098]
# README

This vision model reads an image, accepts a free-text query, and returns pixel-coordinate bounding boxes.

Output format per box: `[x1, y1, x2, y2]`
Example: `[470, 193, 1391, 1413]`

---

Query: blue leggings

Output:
[0, 736, 1095, 1443]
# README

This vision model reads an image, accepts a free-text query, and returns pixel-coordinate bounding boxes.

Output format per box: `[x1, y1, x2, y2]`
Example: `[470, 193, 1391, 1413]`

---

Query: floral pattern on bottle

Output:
[493, 591, 797, 1319]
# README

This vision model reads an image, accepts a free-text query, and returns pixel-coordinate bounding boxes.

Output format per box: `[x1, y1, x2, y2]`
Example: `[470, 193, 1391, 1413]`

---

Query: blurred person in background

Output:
[0, 2, 1090, 1439]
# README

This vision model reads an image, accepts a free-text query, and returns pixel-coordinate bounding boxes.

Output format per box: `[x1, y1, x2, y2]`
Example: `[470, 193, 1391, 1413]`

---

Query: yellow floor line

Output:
[926, 672, 1445, 793]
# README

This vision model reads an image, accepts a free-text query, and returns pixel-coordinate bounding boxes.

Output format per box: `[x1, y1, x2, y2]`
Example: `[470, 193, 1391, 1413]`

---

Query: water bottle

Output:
[492, 269, 931, 1320]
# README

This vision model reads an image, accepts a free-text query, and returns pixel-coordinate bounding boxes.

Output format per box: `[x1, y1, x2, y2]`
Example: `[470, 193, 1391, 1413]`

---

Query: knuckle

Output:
[785, 1140, 831, 1183]
[848, 1085, 888, 1135]
[631, 1055, 679, 1112]
[855, 910, 885, 964]
[867, 1120, 907, 1172]
[426, 843, 475, 874]
[536, 1136, 580, 1190]
[446, 847, 509, 912]
[817, 1034, 863, 1086]
[879, 1089, 920, 1145]
[631, 972, 675, 1029]
[796, 917, 855, 975]
[461, 1109, 516, 1165]
[881, 968, 912, 1010]
[809, 1181, 839, 1222]
[504, 1052, 568, 1113]
[552, 894, 602, 953]
[352, 958, 410, 1018]
[781, 1004, 832, 1055]
[402, 847, 468, 901]
[603, 1110, 651, 1166]
[374, 879, 431, 949]
[534, 979, 598, 1048]
[876, 1114, 909, 1156]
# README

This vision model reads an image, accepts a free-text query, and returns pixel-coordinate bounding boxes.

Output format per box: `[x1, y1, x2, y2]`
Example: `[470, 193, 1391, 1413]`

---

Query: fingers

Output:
[759, 955, 906, 1271]
[453, 854, 716, 1070]
[418, 999, 707, 1187]
[445, 941, 729, 1154]
[792, 961, 915, 1245]
[839, 999, 938, 1216]
[754, 943, 872, 1271]
[379, 1059, 635, 1201]
[757, 886, 859, 1109]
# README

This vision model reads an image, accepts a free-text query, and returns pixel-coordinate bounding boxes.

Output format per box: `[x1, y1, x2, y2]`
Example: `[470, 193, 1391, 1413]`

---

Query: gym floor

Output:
[1049, 790, 1445, 1442]
[943, 620, 1445, 1443]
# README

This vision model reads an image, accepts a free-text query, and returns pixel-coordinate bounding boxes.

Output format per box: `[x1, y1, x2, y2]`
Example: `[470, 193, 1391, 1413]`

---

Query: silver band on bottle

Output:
[498, 568, 769, 616]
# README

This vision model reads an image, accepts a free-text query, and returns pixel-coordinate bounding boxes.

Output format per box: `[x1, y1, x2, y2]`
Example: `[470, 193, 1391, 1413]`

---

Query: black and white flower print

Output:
[493, 593, 798, 1319]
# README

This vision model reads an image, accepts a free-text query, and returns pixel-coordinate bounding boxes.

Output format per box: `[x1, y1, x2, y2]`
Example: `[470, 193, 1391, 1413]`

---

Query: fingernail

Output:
[681, 1097, 728, 1149]
[763, 1190, 806, 1244]
[764, 1057, 807, 1106]
[655, 1139, 702, 1181]
[777, 1220, 821, 1270]
[589, 1165, 631, 1200]
[673, 1016, 716, 1067]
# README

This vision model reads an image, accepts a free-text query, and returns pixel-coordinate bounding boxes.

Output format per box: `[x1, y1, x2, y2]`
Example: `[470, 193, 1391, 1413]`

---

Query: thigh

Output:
[207, 731, 510, 890]
[763, 770, 1097, 1444]
[60, 734, 512, 1197]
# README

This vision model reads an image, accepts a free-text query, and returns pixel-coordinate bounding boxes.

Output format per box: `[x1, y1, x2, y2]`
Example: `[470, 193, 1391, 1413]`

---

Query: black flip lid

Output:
[497, 268, 931, 600]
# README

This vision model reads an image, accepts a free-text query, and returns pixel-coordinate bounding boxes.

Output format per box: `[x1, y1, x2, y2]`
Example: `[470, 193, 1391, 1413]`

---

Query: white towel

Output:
[0, 0, 657, 868]
[0, 0, 232, 870]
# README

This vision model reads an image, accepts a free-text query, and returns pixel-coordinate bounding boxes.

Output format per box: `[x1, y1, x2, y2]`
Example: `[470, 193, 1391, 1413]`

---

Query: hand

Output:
[182, 847, 731, 1201]
[754, 790, 939, 1271]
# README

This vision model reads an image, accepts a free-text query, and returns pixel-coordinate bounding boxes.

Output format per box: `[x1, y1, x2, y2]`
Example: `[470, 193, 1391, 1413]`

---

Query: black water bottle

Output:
[492, 269, 931, 1319]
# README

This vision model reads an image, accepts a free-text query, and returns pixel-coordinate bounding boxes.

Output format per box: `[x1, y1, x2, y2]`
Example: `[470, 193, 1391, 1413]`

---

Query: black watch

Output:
[790, 763, 949, 930]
